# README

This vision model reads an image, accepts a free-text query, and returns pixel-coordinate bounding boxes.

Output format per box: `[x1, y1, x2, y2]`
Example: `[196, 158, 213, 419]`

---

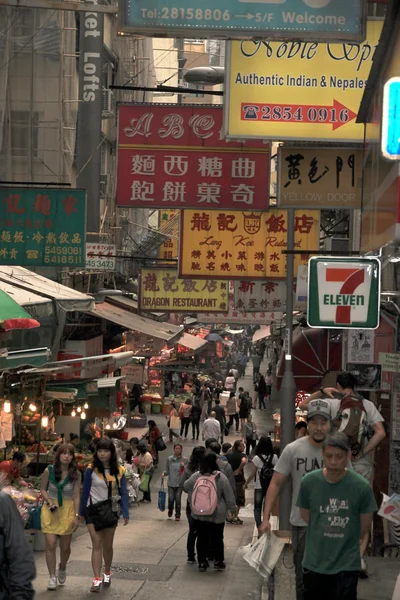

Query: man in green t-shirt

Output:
[296, 432, 377, 600]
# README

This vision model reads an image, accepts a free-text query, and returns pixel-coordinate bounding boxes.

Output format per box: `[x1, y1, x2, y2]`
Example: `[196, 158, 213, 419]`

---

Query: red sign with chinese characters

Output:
[117, 104, 269, 210]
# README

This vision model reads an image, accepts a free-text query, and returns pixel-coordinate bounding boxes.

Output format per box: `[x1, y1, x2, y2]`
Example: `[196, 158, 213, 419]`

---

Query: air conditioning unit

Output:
[101, 88, 114, 118]
[100, 174, 109, 198]
[323, 237, 350, 253]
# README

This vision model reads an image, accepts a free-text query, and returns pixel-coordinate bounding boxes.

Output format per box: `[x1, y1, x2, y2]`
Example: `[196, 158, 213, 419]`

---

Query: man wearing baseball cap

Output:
[259, 399, 331, 600]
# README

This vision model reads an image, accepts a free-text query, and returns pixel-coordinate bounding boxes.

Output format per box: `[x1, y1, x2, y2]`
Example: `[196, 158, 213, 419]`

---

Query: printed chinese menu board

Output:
[179, 209, 319, 279]
[117, 104, 269, 210]
[0, 188, 86, 267]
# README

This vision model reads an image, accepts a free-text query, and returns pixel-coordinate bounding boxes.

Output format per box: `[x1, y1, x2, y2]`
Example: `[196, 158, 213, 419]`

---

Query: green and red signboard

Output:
[0, 188, 86, 267]
[307, 257, 381, 329]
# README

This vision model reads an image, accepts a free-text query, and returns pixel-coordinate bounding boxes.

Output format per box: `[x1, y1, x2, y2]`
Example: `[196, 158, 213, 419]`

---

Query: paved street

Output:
[32, 362, 275, 598]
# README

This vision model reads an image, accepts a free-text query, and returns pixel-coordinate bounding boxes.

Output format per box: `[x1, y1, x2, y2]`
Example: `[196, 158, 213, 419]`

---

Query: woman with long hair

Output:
[180, 446, 206, 564]
[137, 441, 154, 503]
[79, 438, 129, 593]
[168, 402, 180, 443]
[244, 436, 278, 528]
[190, 398, 202, 441]
[255, 374, 267, 410]
[184, 451, 237, 572]
[40, 443, 81, 590]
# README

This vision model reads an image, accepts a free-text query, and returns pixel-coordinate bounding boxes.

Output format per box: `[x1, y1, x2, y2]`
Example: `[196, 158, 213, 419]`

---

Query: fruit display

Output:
[20, 426, 36, 446]
[26, 443, 47, 454]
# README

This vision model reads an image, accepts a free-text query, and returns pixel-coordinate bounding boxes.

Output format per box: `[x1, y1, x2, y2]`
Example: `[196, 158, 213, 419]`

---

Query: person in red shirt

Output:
[0, 451, 26, 483]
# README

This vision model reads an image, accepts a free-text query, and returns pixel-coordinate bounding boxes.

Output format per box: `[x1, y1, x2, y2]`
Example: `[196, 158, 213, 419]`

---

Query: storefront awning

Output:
[177, 333, 208, 352]
[0, 289, 40, 330]
[88, 302, 183, 343]
[0, 279, 52, 318]
[20, 351, 134, 376]
[0, 347, 51, 370]
[252, 326, 271, 343]
[0, 266, 95, 312]
[96, 376, 126, 389]
[106, 296, 168, 321]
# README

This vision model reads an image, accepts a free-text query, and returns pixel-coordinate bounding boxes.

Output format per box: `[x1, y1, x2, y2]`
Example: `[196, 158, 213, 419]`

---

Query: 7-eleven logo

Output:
[325, 268, 366, 324]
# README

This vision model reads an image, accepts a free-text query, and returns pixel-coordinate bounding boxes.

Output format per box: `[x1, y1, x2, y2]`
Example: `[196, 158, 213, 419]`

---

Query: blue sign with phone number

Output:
[121, 0, 364, 41]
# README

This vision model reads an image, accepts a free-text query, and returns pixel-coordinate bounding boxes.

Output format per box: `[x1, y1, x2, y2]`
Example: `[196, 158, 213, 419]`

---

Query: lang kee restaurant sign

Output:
[179, 209, 319, 279]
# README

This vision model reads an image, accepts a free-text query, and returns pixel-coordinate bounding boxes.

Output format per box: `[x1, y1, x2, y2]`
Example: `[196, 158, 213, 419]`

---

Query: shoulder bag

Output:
[86, 472, 121, 531]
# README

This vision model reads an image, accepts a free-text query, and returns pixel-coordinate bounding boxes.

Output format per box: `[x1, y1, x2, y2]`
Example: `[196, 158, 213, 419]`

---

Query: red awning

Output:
[277, 327, 342, 393]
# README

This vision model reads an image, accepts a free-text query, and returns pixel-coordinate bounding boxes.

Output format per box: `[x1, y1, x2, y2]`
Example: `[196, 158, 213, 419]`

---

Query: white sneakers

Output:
[47, 576, 57, 591]
[58, 564, 67, 585]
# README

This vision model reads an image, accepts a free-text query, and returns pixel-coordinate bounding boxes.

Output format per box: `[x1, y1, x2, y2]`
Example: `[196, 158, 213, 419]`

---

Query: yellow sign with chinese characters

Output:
[278, 147, 363, 209]
[158, 210, 179, 263]
[139, 268, 229, 312]
[225, 20, 382, 143]
[179, 210, 319, 279]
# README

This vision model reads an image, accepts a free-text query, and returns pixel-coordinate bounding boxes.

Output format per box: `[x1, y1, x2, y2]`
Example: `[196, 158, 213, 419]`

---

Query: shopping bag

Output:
[28, 503, 43, 531]
[155, 436, 167, 452]
[170, 415, 180, 430]
[243, 533, 285, 579]
[139, 471, 151, 492]
[158, 477, 166, 512]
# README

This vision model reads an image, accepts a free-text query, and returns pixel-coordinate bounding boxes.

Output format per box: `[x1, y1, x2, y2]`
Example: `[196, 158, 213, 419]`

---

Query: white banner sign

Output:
[379, 352, 400, 373]
[86, 243, 116, 271]
[233, 272, 307, 313]
[347, 330, 375, 363]
[198, 295, 284, 325]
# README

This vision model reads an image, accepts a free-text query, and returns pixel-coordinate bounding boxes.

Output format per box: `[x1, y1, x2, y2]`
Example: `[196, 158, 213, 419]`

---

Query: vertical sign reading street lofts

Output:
[0, 188, 86, 267]
[179, 209, 319, 279]
[224, 20, 381, 143]
[120, 0, 364, 41]
[117, 104, 269, 210]
[307, 257, 381, 329]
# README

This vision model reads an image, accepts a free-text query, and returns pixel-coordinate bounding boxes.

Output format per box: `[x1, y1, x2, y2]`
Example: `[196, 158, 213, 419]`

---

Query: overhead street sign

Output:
[224, 20, 381, 143]
[120, 0, 365, 41]
[307, 257, 381, 329]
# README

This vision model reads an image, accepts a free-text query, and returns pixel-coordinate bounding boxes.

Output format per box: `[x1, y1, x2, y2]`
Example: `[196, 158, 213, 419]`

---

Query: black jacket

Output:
[212, 404, 226, 427]
[0, 491, 36, 599]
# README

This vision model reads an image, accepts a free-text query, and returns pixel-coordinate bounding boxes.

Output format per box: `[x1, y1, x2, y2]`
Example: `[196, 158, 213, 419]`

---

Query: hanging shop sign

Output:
[381, 77, 400, 160]
[117, 104, 269, 210]
[233, 279, 306, 312]
[198, 299, 284, 325]
[348, 330, 375, 363]
[379, 352, 400, 373]
[158, 210, 179, 263]
[119, 0, 364, 41]
[139, 268, 229, 312]
[0, 187, 86, 267]
[278, 147, 363, 208]
[307, 257, 381, 329]
[179, 209, 319, 279]
[86, 243, 116, 271]
[224, 20, 381, 143]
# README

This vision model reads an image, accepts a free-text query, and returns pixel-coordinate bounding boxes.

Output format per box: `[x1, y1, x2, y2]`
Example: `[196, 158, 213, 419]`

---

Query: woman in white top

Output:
[224, 370, 236, 392]
[244, 436, 278, 528]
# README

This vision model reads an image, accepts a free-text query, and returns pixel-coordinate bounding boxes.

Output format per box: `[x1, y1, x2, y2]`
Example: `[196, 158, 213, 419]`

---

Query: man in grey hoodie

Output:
[162, 443, 188, 521]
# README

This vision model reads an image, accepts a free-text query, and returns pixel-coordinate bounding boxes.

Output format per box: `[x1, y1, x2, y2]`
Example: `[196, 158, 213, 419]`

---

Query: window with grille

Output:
[10, 111, 39, 158]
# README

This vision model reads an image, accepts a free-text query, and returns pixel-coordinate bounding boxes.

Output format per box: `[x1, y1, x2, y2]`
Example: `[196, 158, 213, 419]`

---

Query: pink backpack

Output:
[191, 472, 219, 516]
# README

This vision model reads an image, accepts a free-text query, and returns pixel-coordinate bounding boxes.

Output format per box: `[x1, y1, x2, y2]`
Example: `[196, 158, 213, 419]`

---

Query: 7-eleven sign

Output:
[307, 257, 381, 329]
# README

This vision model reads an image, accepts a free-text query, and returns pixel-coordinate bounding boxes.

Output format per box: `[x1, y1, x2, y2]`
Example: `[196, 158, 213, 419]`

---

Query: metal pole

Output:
[279, 208, 297, 531]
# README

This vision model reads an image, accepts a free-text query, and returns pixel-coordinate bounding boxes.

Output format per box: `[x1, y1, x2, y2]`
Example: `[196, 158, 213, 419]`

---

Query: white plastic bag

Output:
[243, 533, 285, 579]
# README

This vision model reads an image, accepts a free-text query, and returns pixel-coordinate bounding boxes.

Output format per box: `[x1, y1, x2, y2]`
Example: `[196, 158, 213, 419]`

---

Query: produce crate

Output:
[151, 403, 162, 414]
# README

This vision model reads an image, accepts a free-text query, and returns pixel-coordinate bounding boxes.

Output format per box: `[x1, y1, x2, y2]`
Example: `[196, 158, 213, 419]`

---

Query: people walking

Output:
[179, 398, 193, 440]
[0, 490, 36, 599]
[226, 391, 240, 433]
[79, 438, 129, 593]
[129, 383, 144, 414]
[243, 415, 258, 457]
[226, 440, 247, 524]
[202, 412, 221, 444]
[238, 387, 251, 431]
[244, 436, 277, 528]
[206, 440, 236, 496]
[238, 353, 248, 378]
[295, 422, 308, 438]
[224, 370, 236, 392]
[212, 398, 226, 443]
[180, 446, 206, 564]
[259, 399, 332, 600]
[40, 443, 81, 590]
[136, 442, 154, 503]
[183, 451, 237, 572]
[265, 369, 273, 401]
[251, 352, 262, 382]
[147, 420, 163, 467]
[190, 398, 202, 440]
[162, 444, 188, 521]
[296, 433, 377, 600]
[167, 402, 180, 443]
[255, 374, 267, 410]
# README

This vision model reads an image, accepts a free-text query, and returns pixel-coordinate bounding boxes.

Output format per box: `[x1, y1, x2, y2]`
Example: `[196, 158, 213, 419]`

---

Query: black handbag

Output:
[86, 474, 120, 532]
[154, 436, 167, 452]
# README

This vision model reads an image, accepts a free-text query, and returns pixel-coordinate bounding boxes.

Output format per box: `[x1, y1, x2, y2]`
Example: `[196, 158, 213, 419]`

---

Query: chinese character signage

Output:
[307, 257, 381, 329]
[234, 279, 306, 312]
[158, 210, 178, 263]
[179, 209, 319, 279]
[86, 244, 116, 271]
[139, 268, 229, 312]
[199, 297, 284, 325]
[278, 147, 362, 209]
[117, 104, 269, 210]
[0, 187, 86, 267]
[120, 0, 364, 42]
[224, 21, 381, 143]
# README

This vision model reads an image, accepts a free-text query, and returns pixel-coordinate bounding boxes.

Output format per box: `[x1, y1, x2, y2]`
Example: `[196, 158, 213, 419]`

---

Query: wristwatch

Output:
[319, 387, 325, 394]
